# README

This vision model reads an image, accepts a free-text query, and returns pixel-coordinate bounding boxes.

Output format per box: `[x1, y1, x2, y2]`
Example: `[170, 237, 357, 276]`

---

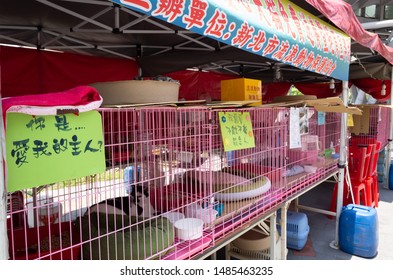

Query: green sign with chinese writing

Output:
[5, 111, 105, 192]
[219, 111, 255, 152]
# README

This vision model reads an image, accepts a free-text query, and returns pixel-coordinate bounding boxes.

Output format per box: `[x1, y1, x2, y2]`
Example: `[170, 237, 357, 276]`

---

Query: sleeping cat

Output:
[86, 184, 155, 218]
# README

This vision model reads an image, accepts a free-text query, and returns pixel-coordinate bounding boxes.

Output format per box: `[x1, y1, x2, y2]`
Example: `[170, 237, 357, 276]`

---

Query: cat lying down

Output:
[86, 184, 156, 218]
[78, 185, 174, 260]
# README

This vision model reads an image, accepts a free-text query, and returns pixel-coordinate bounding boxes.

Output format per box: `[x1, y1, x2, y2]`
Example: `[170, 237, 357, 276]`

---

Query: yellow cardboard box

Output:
[220, 78, 262, 106]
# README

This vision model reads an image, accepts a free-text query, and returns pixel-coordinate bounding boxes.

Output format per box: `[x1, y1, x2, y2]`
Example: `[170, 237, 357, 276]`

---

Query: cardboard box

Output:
[269, 96, 363, 115]
[221, 78, 262, 106]
[349, 105, 371, 135]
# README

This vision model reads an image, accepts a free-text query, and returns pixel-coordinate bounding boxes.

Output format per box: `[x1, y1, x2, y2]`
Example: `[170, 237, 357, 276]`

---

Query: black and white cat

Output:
[86, 184, 155, 218]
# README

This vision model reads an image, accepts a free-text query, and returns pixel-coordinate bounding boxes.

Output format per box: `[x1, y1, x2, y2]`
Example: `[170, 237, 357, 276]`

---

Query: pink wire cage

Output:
[5, 105, 343, 260]
[349, 106, 391, 151]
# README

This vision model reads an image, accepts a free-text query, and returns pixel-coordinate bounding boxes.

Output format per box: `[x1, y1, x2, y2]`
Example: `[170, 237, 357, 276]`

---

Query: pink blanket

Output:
[2, 85, 102, 126]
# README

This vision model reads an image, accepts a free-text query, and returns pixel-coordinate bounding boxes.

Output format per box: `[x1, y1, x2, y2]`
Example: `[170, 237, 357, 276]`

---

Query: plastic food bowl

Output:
[174, 218, 204, 241]
[195, 208, 218, 224]
[161, 211, 185, 224]
[185, 203, 203, 218]
[185, 203, 218, 224]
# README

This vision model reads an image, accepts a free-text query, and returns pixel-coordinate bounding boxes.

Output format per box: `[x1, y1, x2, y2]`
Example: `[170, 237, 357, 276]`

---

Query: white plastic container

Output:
[37, 202, 62, 226]
[174, 218, 204, 241]
[195, 208, 218, 224]
[26, 195, 62, 227]
[185, 203, 203, 218]
[176, 151, 194, 164]
[186, 203, 218, 224]
[161, 211, 185, 224]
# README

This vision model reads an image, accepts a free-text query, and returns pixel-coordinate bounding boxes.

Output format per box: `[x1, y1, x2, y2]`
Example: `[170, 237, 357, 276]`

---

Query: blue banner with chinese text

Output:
[113, 0, 350, 80]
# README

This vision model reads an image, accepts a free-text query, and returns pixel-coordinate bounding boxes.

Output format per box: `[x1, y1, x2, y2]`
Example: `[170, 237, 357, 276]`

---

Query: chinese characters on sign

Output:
[6, 111, 105, 192]
[116, 0, 350, 80]
[219, 111, 255, 152]
[247, 84, 261, 100]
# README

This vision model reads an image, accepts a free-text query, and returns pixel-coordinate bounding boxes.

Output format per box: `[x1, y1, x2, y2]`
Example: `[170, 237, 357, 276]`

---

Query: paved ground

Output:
[287, 181, 393, 260]
[210, 179, 393, 261]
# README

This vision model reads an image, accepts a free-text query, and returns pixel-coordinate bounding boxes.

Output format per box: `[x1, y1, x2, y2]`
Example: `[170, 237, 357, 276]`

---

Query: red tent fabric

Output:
[165, 70, 235, 101]
[2, 46, 391, 103]
[294, 82, 343, 99]
[0, 46, 138, 97]
[262, 82, 292, 103]
[351, 78, 391, 102]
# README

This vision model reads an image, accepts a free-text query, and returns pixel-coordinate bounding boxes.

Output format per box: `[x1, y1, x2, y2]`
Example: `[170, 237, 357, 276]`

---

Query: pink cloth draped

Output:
[2, 85, 102, 126]
[306, 0, 393, 64]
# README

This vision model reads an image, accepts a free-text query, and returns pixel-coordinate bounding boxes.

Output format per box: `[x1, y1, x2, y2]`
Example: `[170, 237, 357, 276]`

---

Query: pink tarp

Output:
[306, 0, 393, 65]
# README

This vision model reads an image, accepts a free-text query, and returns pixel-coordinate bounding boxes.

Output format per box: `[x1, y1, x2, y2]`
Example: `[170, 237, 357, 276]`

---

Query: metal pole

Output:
[388, 66, 393, 189]
[269, 211, 276, 259]
[330, 80, 349, 249]
[361, 19, 393, 30]
[280, 203, 288, 260]
[0, 123, 6, 260]
[0, 46, 9, 259]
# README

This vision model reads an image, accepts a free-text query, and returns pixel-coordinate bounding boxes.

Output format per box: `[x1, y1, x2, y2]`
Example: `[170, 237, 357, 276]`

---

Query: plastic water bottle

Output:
[227, 151, 235, 167]
[124, 165, 140, 194]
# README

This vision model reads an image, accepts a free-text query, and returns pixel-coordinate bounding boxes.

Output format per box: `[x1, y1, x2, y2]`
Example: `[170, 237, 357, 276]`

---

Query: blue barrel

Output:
[339, 204, 378, 258]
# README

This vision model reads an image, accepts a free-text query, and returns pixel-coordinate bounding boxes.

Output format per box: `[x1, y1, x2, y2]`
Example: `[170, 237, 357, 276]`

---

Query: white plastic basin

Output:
[174, 218, 204, 241]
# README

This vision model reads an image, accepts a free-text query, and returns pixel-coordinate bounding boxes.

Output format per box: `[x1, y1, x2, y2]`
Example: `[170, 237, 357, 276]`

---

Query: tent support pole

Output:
[0, 47, 8, 259]
[388, 66, 393, 189]
[330, 80, 349, 249]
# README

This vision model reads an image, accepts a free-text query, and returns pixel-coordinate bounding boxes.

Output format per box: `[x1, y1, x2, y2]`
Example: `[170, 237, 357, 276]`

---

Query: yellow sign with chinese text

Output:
[219, 111, 255, 152]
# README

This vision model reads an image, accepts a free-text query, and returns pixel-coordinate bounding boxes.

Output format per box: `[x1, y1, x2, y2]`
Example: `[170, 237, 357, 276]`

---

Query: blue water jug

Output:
[339, 204, 378, 258]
